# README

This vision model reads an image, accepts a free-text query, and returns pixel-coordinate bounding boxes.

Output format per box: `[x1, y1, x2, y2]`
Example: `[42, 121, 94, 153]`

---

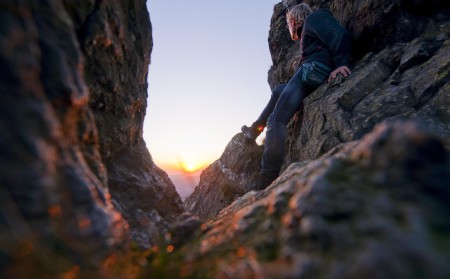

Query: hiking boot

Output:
[241, 124, 264, 141]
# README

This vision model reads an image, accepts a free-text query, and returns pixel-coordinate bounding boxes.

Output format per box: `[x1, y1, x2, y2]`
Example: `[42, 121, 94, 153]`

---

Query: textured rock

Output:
[67, 0, 184, 248]
[284, 38, 450, 167]
[0, 0, 127, 268]
[269, 0, 450, 87]
[186, 0, 450, 222]
[0, 0, 182, 274]
[156, 121, 450, 279]
[178, 1, 450, 275]
[185, 134, 263, 221]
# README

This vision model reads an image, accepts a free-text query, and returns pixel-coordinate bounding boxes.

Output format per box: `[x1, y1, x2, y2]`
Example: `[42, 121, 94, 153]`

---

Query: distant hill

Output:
[167, 169, 202, 201]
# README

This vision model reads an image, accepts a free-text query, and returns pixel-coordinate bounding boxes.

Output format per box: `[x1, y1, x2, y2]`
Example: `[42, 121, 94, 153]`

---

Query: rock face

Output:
[0, 0, 126, 267]
[185, 134, 263, 221]
[182, 1, 450, 276]
[0, 0, 182, 273]
[186, 0, 450, 222]
[284, 38, 450, 168]
[161, 121, 450, 279]
[67, 0, 183, 249]
[270, 0, 450, 86]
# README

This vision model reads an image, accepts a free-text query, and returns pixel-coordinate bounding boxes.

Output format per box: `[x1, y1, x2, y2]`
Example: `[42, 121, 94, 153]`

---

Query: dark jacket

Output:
[298, 8, 351, 69]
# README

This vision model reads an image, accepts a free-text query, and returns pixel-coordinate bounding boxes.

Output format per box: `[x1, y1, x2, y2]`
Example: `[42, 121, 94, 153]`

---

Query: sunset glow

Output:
[145, 0, 279, 198]
[177, 159, 205, 173]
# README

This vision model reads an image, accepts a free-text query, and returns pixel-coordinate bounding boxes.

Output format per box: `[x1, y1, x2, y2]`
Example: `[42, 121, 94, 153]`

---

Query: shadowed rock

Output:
[160, 121, 450, 279]
[0, 0, 182, 274]
[185, 134, 263, 221]
[67, 0, 184, 248]
[284, 39, 450, 167]
[0, 0, 127, 267]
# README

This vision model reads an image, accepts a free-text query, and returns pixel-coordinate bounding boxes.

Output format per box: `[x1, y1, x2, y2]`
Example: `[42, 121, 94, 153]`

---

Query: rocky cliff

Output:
[179, 0, 450, 277]
[157, 121, 450, 279]
[0, 0, 182, 275]
[67, 0, 183, 249]
[186, 0, 450, 222]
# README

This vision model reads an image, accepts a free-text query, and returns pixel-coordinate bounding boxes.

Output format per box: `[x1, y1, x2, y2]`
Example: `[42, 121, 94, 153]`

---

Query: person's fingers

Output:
[328, 71, 335, 82]
[328, 67, 351, 82]
[340, 67, 351, 77]
[343, 67, 351, 76]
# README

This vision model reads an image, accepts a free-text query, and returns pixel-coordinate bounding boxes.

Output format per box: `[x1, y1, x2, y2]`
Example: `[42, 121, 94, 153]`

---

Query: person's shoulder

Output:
[309, 8, 333, 20]
[305, 8, 333, 27]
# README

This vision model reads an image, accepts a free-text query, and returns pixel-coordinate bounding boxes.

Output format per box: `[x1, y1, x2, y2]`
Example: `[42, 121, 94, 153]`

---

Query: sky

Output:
[144, 1, 282, 197]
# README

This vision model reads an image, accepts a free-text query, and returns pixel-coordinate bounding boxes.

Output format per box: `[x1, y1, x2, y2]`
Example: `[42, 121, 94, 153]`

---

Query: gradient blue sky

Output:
[144, 1, 281, 173]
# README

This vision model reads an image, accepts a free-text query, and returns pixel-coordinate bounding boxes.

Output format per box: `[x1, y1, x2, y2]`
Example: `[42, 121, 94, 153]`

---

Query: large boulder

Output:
[0, 0, 182, 275]
[155, 121, 450, 278]
[67, 0, 183, 249]
[0, 0, 126, 269]
[185, 134, 263, 221]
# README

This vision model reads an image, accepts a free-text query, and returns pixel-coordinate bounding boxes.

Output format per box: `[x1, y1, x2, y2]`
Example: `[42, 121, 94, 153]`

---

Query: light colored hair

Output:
[286, 3, 313, 25]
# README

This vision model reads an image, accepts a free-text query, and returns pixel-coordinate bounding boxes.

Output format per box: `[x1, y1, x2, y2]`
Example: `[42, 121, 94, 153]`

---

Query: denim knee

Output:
[267, 112, 288, 129]
[272, 84, 286, 99]
[269, 104, 296, 125]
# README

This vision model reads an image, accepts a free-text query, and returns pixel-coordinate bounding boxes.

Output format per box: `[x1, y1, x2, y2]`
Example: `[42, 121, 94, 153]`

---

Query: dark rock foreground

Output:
[0, 0, 182, 274]
[161, 121, 450, 279]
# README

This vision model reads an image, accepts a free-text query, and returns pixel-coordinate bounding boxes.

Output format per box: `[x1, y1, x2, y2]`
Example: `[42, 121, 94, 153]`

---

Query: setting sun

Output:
[155, 138, 217, 174]
[174, 152, 208, 173]
[178, 160, 203, 173]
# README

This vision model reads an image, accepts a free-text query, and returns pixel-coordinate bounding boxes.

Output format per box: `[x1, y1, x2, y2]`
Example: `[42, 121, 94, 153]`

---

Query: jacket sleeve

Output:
[305, 11, 351, 68]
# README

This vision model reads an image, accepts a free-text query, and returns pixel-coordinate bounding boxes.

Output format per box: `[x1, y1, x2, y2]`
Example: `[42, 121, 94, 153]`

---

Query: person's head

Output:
[286, 3, 313, 28]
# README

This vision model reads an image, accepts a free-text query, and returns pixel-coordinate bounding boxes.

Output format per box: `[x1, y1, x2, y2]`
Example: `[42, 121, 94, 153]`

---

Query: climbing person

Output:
[242, 3, 352, 190]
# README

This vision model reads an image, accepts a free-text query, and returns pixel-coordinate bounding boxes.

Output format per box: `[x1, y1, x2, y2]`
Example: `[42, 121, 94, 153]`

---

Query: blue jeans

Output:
[257, 62, 330, 177]
[253, 84, 286, 127]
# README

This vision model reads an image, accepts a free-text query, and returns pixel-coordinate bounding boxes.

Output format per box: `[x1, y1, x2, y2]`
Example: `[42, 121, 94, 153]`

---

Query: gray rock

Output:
[268, 0, 450, 87]
[185, 134, 263, 221]
[0, 0, 183, 274]
[162, 121, 450, 279]
[399, 39, 432, 72]
[180, 3, 450, 278]
[186, 36, 450, 223]
[285, 39, 450, 167]
[0, 0, 127, 267]
[73, 0, 184, 248]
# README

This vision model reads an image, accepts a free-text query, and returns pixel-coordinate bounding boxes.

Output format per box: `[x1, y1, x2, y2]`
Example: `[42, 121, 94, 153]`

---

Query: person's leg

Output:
[254, 83, 286, 126]
[261, 67, 308, 178]
[242, 84, 286, 140]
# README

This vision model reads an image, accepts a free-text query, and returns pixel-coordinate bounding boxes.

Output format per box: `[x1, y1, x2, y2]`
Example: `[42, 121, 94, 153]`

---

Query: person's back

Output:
[242, 3, 352, 190]
[300, 8, 351, 70]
